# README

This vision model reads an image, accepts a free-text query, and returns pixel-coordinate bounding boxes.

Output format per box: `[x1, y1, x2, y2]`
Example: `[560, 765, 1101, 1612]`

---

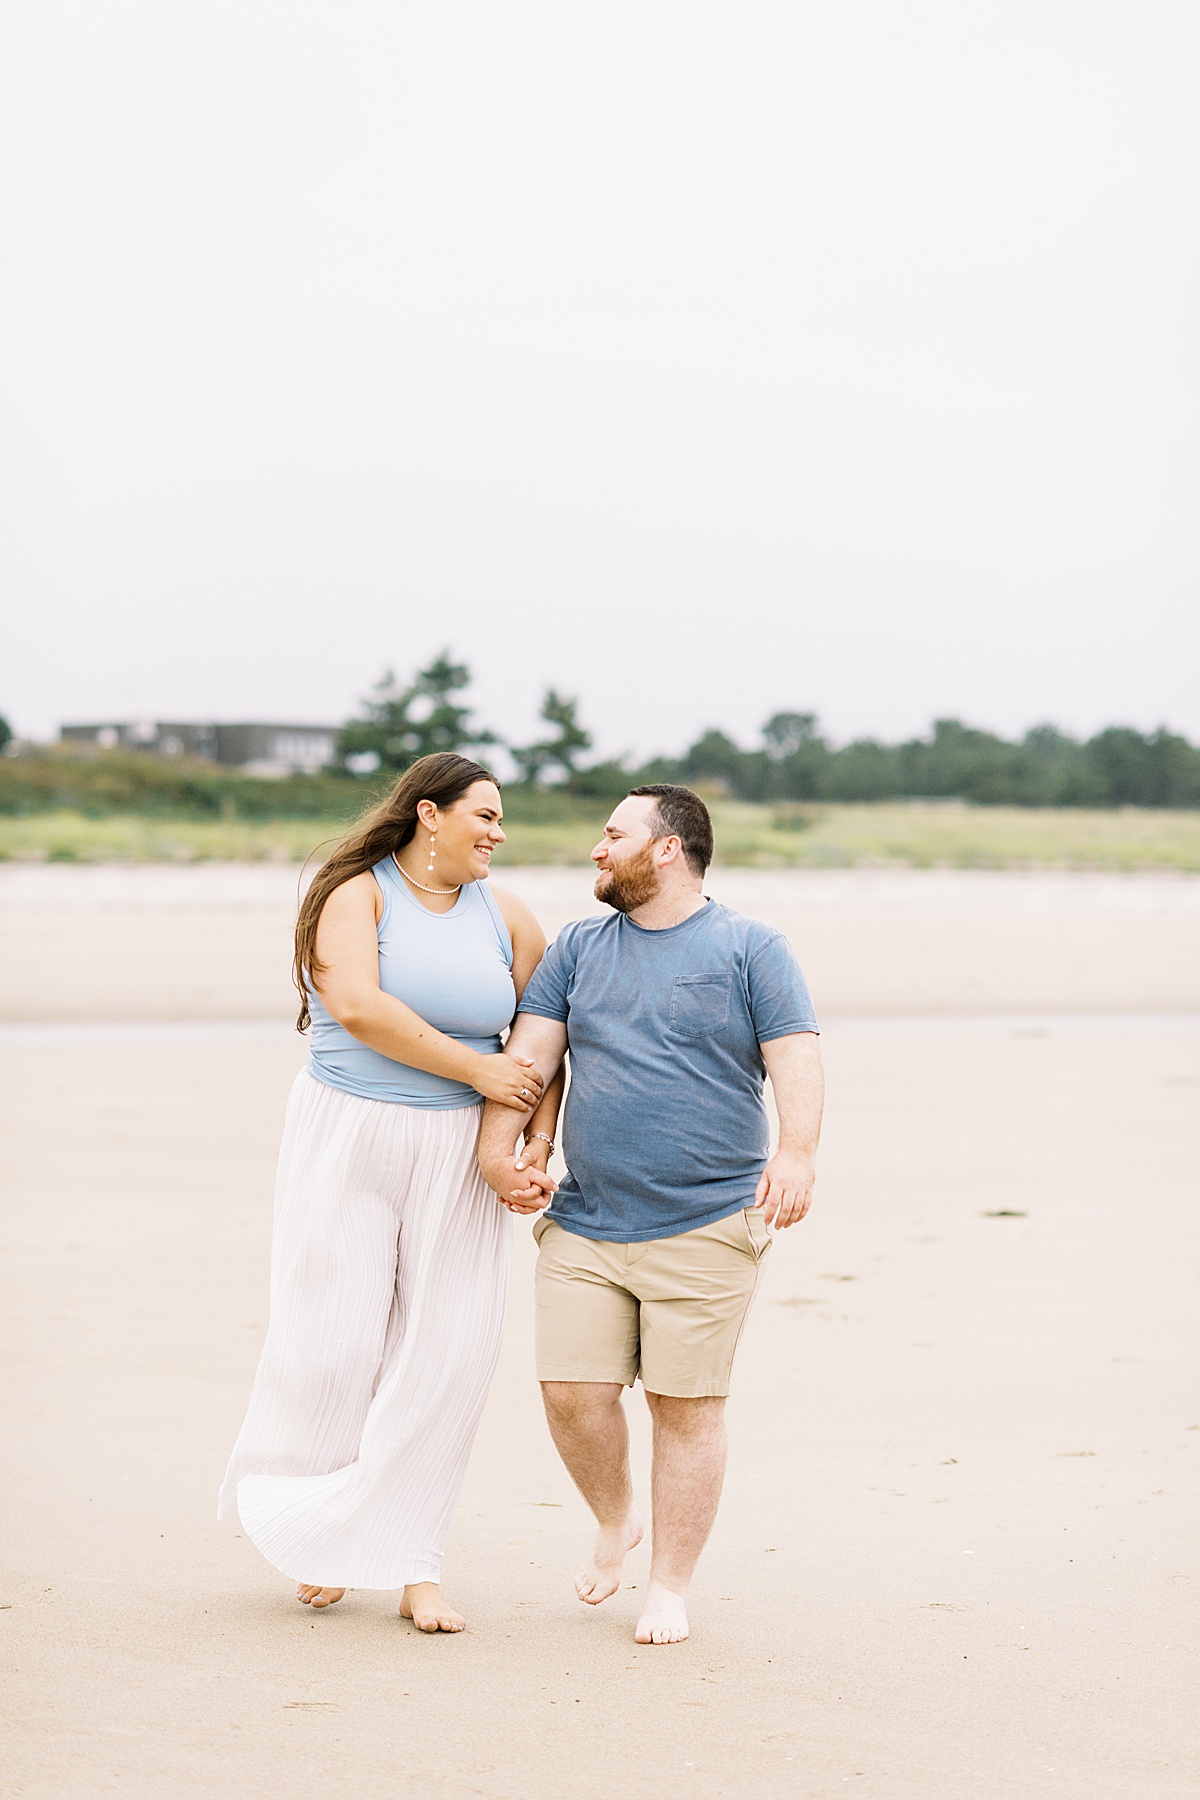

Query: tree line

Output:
[2, 666, 1197, 814]
[336, 654, 1200, 810]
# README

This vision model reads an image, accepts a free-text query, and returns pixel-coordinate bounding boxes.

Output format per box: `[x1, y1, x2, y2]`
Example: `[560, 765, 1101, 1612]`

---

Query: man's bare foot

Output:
[634, 1581, 689, 1644]
[400, 1582, 465, 1633]
[296, 1585, 345, 1609]
[575, 1510, 645, 1605]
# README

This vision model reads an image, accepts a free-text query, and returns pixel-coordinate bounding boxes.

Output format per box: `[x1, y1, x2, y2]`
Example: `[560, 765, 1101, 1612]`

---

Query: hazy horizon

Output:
[3, 1, 1197, 760]
[26, 660, 1200, 768]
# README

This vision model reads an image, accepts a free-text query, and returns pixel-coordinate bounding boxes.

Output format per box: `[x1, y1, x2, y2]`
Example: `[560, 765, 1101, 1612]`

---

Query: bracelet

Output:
[527, 1131, 555, 1151]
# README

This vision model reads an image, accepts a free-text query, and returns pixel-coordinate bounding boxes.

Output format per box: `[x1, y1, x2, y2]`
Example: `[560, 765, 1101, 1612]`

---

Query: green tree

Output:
[338, 652, 497, 775]
[1083, 726, 1200, 808]
[679, 728, 772, 799]
[1015, 726, 1101, 806]
[763, 712, 818, 759]
[821, 739, 905, 801]
[679, 729, 745, 791]
[900, 718, 1023, 802]
[565, 758, 634, 799]
[0, 714, 12, 754]
[761, 712, 830, 799]
[511, 690, 593, 787]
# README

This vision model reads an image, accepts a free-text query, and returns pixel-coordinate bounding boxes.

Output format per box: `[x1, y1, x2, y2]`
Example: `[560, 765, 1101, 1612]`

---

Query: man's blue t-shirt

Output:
[516, 900, 818, 1243]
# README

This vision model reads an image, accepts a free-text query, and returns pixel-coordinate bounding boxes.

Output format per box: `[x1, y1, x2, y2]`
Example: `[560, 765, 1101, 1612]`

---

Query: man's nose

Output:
[590, 841, 608, 862]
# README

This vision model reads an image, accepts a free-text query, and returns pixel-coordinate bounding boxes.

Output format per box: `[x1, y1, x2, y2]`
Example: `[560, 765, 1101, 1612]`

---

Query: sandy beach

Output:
[4, 863, 1200, 1022]
[2, 867, 1198, 1798]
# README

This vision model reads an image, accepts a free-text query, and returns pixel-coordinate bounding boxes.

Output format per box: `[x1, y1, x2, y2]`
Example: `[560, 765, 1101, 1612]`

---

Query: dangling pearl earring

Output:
[427, 830, 437, 875]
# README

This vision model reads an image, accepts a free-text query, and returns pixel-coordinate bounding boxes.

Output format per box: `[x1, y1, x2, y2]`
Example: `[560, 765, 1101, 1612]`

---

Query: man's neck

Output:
[626, 886, 708, 931]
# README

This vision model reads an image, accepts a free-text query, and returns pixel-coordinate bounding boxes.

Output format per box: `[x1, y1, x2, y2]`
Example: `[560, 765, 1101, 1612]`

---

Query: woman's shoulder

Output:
[484, 880, 543, 941]
[322, 866, 386, 919]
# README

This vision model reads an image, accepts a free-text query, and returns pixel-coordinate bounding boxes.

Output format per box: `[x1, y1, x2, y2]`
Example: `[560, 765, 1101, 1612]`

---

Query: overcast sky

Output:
[2, 0, 1197, 763]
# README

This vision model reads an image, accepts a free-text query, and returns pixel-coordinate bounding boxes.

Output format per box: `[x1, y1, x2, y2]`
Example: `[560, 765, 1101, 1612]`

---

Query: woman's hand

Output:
[501, 1133, 557, 1213]
[492, 1134, 558, 1214]
[472, 1052, 545, 1111]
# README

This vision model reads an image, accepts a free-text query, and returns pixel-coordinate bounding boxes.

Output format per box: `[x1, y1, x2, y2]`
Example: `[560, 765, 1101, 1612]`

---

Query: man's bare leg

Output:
[636, 1393, 727, 1644]
[541, 1381, 645, 1603]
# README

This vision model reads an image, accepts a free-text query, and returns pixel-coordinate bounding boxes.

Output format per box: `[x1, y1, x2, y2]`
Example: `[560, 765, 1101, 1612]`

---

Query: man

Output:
[478, 784, 822, 1645]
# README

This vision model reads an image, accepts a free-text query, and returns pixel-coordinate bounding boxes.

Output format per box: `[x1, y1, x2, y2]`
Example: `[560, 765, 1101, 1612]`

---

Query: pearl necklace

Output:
[393, 854, 462, 897]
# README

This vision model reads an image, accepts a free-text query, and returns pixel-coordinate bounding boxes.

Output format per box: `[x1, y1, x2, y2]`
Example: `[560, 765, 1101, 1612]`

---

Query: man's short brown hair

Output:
[627, 784, 714, 877]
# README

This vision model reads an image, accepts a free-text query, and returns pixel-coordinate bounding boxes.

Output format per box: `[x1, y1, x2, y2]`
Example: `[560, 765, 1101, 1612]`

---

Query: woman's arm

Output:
[311, 873, 543, 1111]
[490, 883, 547, 1004]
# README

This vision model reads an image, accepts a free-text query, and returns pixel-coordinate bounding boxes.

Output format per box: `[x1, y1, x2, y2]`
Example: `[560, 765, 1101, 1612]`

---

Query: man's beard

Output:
[594, 842, 660, 914]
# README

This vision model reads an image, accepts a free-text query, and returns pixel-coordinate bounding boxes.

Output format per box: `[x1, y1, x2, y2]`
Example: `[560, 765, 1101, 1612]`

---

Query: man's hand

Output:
[754, 1149, 816, 1228]
[758, 1033, 822, 1229]
[481, 1136, 559, 1215]
[511, 1134, 558, 1213]
[478, 1013, 568, 1210]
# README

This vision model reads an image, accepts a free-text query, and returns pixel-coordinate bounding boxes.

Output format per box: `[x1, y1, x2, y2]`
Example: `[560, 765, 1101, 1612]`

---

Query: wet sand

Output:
[3, 863, 1199, 1022]
[1, 868, 1197, 1797]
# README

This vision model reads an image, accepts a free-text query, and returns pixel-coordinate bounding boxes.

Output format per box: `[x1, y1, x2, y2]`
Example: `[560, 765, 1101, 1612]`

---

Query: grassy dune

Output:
[3, 803, 1200, 870]
[707, 801, 1200, 871]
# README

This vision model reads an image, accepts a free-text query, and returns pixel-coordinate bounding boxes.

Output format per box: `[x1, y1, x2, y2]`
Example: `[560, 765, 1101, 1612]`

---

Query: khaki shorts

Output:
[532, 1207, 771, 1399]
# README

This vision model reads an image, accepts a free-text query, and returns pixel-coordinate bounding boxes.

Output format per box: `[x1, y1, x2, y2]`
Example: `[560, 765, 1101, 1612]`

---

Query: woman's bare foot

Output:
[634, 1580, 689, 1644]
[296, 1585, 345, 1609]
[400, 1582, 465, 1633]
[575, 1510, 645, 1605]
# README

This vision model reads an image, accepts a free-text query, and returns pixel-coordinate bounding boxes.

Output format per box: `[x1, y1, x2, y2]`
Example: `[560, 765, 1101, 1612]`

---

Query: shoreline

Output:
[4, 864, 1198, 1025]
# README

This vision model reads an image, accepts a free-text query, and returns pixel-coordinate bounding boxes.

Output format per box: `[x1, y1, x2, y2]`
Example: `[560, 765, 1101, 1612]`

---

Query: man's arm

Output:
[478, 1012, 569, 1211]
[756, 1032, 824, 1228]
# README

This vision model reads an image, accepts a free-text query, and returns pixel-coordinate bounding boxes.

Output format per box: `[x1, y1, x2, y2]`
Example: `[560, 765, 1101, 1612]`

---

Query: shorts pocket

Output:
[668, 974, 731, 1037]
[742, 1206, 771, 1261]
[699, 1209, 761, 1261]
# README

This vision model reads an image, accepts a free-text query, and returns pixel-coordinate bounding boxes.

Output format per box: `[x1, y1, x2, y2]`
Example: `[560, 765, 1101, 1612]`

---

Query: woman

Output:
[218, 752, 562, 1632]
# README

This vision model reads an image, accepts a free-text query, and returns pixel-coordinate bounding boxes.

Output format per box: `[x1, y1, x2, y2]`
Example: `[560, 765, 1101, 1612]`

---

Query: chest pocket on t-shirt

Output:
[668, 974, 731, 1038]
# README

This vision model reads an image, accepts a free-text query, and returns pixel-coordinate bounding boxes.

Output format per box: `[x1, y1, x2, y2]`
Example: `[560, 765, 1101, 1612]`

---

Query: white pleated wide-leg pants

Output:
[218, 1071, 511, 1589]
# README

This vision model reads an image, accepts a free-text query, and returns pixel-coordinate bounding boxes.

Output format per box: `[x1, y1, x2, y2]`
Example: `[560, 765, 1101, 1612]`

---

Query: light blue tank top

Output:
[306, 857, 516, 1110]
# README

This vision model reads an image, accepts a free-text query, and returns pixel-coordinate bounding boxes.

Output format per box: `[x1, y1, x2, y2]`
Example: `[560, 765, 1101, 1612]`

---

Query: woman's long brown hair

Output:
[292, 751, 498, 1031]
